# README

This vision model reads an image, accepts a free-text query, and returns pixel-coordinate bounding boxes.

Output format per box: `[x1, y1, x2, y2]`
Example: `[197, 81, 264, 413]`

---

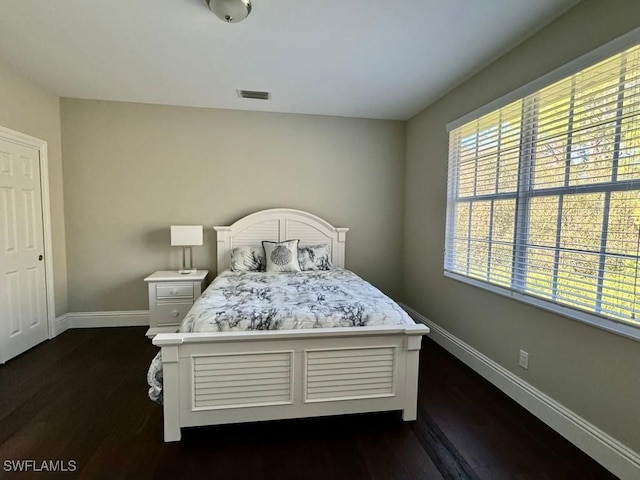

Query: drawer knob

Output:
[171, 289, 178, 295]
[172, 311, 180, 317]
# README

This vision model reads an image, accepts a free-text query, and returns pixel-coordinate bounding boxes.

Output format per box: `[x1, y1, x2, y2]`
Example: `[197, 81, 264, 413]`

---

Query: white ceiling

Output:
[0, 0, 579, 120]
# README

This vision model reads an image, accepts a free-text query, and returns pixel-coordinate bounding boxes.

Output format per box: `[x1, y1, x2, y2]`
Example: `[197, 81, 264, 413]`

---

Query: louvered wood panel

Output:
[233, 220, 279, 247]
[305, 347, 396, 402]
[286, 220, 332, 247]
[192, 351, 293, 410]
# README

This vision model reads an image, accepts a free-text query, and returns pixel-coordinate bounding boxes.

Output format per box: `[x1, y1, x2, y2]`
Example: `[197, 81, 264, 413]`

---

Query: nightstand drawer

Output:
[145, 270, 208, 338]
[157, 283, 194, 299]
[155, 302, 192, 326]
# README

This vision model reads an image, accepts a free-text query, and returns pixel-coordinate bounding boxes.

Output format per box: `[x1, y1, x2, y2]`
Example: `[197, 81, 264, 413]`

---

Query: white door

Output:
[0, 137, 48, 363]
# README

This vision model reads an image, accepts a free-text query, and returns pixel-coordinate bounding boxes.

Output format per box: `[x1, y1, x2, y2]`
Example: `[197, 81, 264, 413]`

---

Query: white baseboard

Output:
[66, 310, 149, 328]
[53, 314, 69, 337]
[402, 303, 640, 480]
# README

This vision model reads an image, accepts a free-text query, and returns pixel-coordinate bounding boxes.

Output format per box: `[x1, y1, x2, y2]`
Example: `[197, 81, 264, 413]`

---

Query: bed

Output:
[151, 208, 429, 442]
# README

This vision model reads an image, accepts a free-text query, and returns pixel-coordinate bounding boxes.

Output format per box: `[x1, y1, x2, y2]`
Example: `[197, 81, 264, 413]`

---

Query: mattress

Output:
[147, 268, 414, 403]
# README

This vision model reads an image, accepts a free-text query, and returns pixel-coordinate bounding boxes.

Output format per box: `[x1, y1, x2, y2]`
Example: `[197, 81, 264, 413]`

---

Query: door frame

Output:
[0, 125, 56, 340]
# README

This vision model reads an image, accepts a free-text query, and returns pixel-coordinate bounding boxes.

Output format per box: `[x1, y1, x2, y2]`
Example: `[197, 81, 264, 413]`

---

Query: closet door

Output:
[0, 137, 48, 363]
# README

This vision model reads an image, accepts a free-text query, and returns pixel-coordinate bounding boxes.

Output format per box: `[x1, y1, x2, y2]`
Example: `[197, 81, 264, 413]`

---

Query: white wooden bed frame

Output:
[153, 208, 429, 442]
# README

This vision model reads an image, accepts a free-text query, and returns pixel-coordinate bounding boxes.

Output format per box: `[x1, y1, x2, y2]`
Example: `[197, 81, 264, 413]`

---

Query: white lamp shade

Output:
[171, 225, 203, 246]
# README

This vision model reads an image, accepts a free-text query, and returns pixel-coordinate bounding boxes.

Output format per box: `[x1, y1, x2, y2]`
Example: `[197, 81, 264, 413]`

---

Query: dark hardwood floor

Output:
[0, 328, 618, 480]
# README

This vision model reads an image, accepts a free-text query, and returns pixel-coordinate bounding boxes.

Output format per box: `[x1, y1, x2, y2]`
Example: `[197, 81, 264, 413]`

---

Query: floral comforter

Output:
[147, 268, 414, 403]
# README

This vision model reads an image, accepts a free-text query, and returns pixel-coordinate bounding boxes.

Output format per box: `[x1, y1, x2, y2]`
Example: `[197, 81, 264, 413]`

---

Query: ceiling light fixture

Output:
[206, 0, 251, 23]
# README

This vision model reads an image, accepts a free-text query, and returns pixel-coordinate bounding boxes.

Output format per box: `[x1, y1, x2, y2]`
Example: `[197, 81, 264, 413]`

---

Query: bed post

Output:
[214, 226, 232, 275]
[335, 228, 348, 268]
[402, 328, 426, 421]
[160, 344, 182, 441]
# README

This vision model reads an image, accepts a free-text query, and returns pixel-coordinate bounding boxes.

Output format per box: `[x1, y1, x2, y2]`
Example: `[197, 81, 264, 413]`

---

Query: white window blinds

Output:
[445, 43, 640, 330]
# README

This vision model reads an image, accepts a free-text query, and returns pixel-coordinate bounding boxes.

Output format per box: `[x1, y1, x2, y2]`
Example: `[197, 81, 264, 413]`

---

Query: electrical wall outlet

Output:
[519, 350, 529, 370]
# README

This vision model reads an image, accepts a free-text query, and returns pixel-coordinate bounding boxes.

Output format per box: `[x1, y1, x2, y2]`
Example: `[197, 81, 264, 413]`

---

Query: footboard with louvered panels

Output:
[153, 324, 429, 441]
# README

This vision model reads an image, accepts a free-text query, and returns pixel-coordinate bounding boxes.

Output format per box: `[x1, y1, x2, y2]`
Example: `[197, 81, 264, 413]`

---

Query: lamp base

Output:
[179, 246, 197, 274]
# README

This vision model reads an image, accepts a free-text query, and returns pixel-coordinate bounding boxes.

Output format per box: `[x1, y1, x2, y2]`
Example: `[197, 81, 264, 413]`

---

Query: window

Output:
[445, 40, 640, 337]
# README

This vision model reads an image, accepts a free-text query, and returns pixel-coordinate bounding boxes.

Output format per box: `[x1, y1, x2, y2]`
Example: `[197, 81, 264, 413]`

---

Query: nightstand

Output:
[144, 270, 208, 338]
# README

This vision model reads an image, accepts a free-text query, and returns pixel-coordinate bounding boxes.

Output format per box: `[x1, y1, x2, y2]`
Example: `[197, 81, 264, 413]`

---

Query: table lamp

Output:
[170, 225, 203, 274]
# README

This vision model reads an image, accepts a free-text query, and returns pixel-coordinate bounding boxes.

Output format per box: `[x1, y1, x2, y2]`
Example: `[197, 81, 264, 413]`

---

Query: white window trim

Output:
[444, 27, 640, 342]
[447, 26, 640, 132]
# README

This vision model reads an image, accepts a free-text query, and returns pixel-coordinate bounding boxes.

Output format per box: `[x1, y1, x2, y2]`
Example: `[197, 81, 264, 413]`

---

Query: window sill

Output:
[443, 271, 640, 343]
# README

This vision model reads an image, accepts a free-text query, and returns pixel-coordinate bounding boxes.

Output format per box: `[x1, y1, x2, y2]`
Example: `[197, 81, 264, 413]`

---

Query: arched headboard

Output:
[213, 209, 349, 274]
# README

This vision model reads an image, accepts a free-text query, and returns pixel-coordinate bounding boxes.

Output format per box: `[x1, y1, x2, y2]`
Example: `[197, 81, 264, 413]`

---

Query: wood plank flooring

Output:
[0, 328, 619, 479]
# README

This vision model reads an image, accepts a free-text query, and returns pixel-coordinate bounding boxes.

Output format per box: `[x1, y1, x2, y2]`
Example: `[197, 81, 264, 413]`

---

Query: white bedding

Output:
[180, 268, 413, 332]
[148, 268, 414, 403]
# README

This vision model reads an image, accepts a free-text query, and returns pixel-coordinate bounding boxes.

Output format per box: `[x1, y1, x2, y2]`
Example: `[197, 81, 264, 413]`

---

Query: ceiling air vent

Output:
[237, 89, 270, 100]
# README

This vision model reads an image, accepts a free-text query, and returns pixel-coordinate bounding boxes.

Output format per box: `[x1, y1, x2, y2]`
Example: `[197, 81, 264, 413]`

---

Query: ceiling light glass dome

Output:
[206, 0, 251, 23]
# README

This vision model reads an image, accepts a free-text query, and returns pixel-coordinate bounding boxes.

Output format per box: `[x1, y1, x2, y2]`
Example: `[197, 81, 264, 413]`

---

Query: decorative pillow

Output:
[262, 240, 301, 273]
[230, 246, 266, 272]
[298, 244, 332, 271]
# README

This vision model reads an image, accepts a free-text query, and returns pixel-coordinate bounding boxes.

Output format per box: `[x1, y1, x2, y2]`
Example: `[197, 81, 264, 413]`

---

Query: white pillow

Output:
[298, 244, 332, 271]
[230, 246, 266, 272]
[262, 240, 301, 273]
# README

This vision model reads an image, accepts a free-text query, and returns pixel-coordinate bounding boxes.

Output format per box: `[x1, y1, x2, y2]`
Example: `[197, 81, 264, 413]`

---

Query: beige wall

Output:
[7, 0, 637, 456]
[404, 0, 640, 451]
[60, 99, 405, 312]
[0, 62, 68, 316]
